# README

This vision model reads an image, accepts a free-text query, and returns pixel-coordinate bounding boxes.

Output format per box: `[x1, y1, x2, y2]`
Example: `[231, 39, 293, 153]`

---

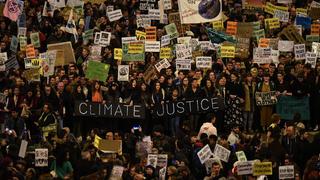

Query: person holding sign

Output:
[256, 72, 276, 131]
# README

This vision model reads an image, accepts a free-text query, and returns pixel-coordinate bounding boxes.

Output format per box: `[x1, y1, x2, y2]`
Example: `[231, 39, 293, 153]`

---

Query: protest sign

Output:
[296, 15, 312, 29]
[197, 144, 213, 164]
[236, 151, 247, 162]
[160, 48, 172, 59]
[163, 0, 171, 10]
[46, 50, 56, 76]
[312, 42, 320, 57]
[177, 37, 191, 45]
[148, 9, 160, 20]
[99, 31, 111, 46]
[145, 41, 160, 52]
[118, 65, 129, 82]
[311, 24, 320, 35]
[175, 44, 192, 59]
[18, 140, 28, 158]
[94, 135, 122, 153]
[237, 161, 254, 175]
[89, 45, 102, 61]
[75, 101, 145, 119]
[5, 56, 19, 71]
[146, 26, 157, 41]
[85, 61, 110, 82]
[18, 27, 27, 37]
[41, 59, 50, 77]
[110, 166, 124, 179]
[243, 0, 264, 9]
[114, 48, 122, 60]
[157, 154, 168, 168]
[220, 45, 235, 58]
[294, 44, 306, 60]
[23, 68, 41, 81]
[35, 149, 48, 167]
[122, 43, 145, 61]
[147, 154, 158, 168]
[139, 0, 156, 11]
[168, 12, 190, 36]
[278, 40, 294, 52]
[161, 35, 171, 47]
[136, 15, 151, 28]
[47, 42, 76, 66]
[107, 9, 122, 22]
[276, 96, 310, 120]
[159, 167, 166, 180]
[94, 32, 101, 44]
[306, 35, 319, 43]
[190, 38, 199, 50]
[122, 37, 137, 44]
[213, 144, 231, 162]
[255, 91, 277, 106]
[309, 7, 320, 20]
[155, 58, 171, 72]
[128, 41, 144, 54]
[0, 53, 7, 71]
[253, 162, 272, 176]
[265, 18, 280, 29]
[279, 165, 294, 179]
[274, 10, 289, 22]
[136, 30, 146, 41]
[26, 44, 36, 59]
[306, 52, 317, 68]
[198, 41, 214, 51]
[226, 21, 237, 35]
[259, 38, 270, 48]
[30, 32, 40, 48]
[10, 36, 18, 52]
[264, 2, 288, 15]
[271, 49, 280, 64]
[253, 29, 265, 41]
[178, 0, 222, 24]
[212, 19, 224, 31]
[176, 59, 191, 70]
[253, 47, 272, 64]
[237, 22, 254, 38]
[19, 36, 27, 51]
[196, 56, 212, 69]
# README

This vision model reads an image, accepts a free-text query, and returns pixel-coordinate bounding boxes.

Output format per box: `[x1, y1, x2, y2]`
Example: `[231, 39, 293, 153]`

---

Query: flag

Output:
[3, 0, 21, 21]
[65, 9, 78, 42]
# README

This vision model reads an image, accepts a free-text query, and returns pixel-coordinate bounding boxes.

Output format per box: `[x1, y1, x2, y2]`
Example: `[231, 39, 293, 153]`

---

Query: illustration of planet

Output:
[198, 0, 221, 19]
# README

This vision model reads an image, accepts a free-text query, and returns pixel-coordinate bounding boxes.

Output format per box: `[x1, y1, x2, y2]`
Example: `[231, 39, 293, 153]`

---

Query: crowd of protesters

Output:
[0, 0, 320, 179]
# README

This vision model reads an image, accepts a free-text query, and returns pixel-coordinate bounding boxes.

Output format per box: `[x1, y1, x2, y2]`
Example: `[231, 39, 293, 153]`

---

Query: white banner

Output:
[35, 149, 48, 167]
[178, 0, 222, 24]
[237, 161, 254, 175]
[148, 9, 160, 20]
[253, 47, 272, 64]
[278, 40, 294, 52]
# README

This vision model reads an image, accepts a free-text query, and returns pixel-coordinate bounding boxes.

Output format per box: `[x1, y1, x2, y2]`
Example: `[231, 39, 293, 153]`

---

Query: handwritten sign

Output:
[145, 41, 160, 52]
[237, 161, 254, 175]
[253, 162, 272, 176]
[279, 165, 294, 179]
[294, 44, 306, 60]
[114, 48, 122, 60]
[107, 9, 122, 22]
[213, 144, 231, 162]
[146, 26, 157, 41]
[196, 56, 212, 69]
[220, 45, 236, 58]
[35, 149, 48, 167]
[176, 59, 191, 70]
[226, 21, 238, 35]
[160, 47, 172, 59]
[236, 151, 247, 162]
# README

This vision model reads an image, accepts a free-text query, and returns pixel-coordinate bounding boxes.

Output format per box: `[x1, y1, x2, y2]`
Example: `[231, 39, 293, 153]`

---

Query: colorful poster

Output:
[177, 0, 222, 24]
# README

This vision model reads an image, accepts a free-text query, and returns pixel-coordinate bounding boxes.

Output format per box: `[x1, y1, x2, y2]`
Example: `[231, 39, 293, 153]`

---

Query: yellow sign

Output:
[265, 18, 280, 29]
[253, 162, 272, 176]
[128, 41, 144, 54]
[296, 8, 307, 15]
[264, 2, 288, 15]
[212, 20, 224, 30]
[160, 47, 172, 59]
[114, 48, 122, 60]
[220, 45, 236, 58]
[94, 135, 102, 149]
[136, 30, 146, 40]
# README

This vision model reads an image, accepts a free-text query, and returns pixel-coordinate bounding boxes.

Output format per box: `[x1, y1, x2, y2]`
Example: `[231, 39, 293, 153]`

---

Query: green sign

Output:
[122, 43, 145, 61]
[165, 23, 179, 39]
[276, 96, 310, 120]
[85, 61, 110, 82]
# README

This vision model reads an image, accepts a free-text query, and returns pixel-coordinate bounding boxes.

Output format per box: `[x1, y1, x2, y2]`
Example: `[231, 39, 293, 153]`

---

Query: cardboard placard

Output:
[26, 44, 36, 59]
[237, 161, 254, 175]
[30, 32, 40, 48]
[114, 48, 122, 60]
[136, 30, 146, 41]
[145, 41, 160, 52]
[107, 9, 123, 22]
[196, 56, 212, 69]
[18, 140, 28, 158]
[155, 58, 170, 72]
[226, 21, 237, 35]
[236, 151, 247, 162]
[253, 47, 272, 64]
[220, 45, 236, 58]
[259, 38, 270, 48]
[160, 47, 172, 59]
[306, 51, 317, 68]
[278, 40, 294, 52]
[47, 42, 76, 66]
[294, 44, 306, 60]
[175, 44, 192, 59]
[176, 59, 191, 70]
[128, 41, 144, 54]
[274, 10, 289, 22]
[85, 61, 110, 82]
[148, 9, 160, 20]
[265, 18, 280, 29]
[161, 35, 171, 47]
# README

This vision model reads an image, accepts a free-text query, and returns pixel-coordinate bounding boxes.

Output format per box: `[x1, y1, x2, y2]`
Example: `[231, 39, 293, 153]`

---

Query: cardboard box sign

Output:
[47, 42, 76, 66]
